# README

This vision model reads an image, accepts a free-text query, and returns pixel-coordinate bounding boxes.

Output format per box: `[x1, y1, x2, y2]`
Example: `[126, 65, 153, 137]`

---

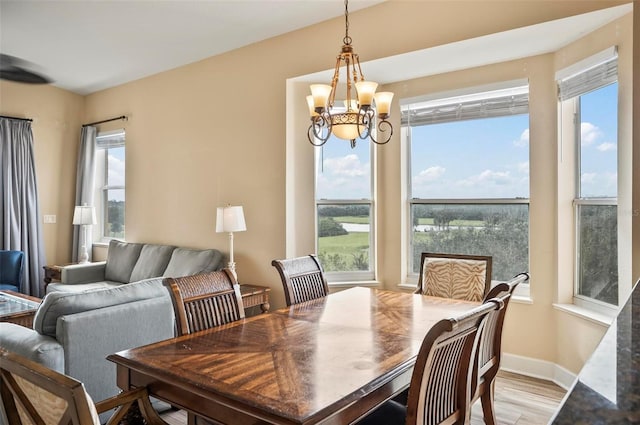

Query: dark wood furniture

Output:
[0, 290, 41, 328]
[239, 283, 271, 313]
[0, 349, 167, 425]
[271, 254, 329, 306]
[109, 287, 479, 425]
[473, 272, 529, 425]
[358, 298, 503, 425]
[415, 252, 493, 302]
[164, 269, 245, 337]
[43, 264, 63, 285]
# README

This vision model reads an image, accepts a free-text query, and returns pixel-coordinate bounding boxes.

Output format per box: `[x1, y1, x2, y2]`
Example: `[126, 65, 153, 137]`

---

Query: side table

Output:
[239, 284, 271, 314]
[43, 264, 64, 286]
[0, 290, 41, 328]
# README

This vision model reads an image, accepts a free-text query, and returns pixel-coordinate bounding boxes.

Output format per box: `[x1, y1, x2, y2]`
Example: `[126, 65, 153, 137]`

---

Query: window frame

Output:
[402, 82, 531, 294]
[314, 141, 376, 283]
[556, 47, 619, 311]
[94, 129, 126, 243]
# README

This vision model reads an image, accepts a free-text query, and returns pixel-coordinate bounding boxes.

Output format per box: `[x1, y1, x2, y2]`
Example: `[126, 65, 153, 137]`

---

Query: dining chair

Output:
[472, 272, 529, 425]
[415, 252, 492, 302]
[357, 297, 504, 425]
[0, 349, 167, 425]
[271, 254, 329, 306]
[164, 270, 245, 425]
[0, 250, 24, 293]
[164, 269, 245, 337]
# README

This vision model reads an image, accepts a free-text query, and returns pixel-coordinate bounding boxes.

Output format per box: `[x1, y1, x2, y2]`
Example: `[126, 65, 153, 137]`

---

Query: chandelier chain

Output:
[343, 0, 351, 45]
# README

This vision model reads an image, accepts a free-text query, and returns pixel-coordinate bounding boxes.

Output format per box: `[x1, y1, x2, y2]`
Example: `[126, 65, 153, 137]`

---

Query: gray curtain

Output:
[72, 126, 96, 262]
[0, 118, 46, 297]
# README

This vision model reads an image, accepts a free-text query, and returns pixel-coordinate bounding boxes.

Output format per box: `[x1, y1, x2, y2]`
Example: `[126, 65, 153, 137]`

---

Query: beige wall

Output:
[1, 0, 635, 375]
[0, 81, 84, 266]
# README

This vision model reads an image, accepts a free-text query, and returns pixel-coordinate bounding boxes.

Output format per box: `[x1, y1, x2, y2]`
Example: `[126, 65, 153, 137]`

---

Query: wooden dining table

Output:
[108, 286, 478, 425]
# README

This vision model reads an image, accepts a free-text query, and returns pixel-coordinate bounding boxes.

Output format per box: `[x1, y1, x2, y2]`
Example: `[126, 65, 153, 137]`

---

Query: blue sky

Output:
[579, 82, 617, 198]
[316, 83, 617, 200]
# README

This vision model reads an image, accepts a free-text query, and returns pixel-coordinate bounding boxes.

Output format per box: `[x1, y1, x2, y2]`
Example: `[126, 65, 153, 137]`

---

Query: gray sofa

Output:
[0, 240, 222, 423]
[47, 239, 222, 293]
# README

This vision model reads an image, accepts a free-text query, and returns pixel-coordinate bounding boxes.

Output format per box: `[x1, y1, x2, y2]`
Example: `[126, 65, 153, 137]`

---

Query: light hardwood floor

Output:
[160, 370, 566, 425]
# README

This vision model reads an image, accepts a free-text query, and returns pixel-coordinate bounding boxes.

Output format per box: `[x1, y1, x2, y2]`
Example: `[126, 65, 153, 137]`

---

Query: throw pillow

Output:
[104, 240, 143, 283]
[129, 244, 176, 283]
[162, 248, 222, 278]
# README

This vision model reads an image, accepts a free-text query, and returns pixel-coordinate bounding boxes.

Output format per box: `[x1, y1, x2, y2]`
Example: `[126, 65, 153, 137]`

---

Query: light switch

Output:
[44, 215, 56, 224]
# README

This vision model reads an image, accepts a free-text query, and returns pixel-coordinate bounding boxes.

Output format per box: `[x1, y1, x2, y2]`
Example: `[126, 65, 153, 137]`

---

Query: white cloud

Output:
[322, 154, 367, 177]
[513, 128, 529, 147]
[413, 166, 446, 185]
[107, 154, 125, 186]
[459, 169, 512, 187]
[317, 154, 370, 198]
[517, 161, 529, 175]
[581, 172, 597, 185]
[596, 142, 616, 152]
[581, 122, 603, 146]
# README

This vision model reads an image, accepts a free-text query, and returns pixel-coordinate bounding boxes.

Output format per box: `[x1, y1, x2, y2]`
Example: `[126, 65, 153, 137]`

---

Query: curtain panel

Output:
[0, 118, 46, 297]
[72, 126, 96, 262]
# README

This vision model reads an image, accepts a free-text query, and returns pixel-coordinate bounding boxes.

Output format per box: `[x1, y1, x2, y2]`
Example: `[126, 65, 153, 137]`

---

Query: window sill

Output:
[553, 303, 614, 327]
[327, 280, 380, 289]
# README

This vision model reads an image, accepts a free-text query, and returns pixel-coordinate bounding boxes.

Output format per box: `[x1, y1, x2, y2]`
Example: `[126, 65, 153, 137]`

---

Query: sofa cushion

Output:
[162, 248, 222, 278]
[104, 240, 143, 283]
[46, 281, 123, 294]
[33, 278, 168, 337]
[129, 244, 176, 283]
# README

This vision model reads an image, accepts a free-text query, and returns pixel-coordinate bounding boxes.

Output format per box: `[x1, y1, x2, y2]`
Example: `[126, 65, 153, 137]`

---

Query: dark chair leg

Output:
[480, 378, 498, 425]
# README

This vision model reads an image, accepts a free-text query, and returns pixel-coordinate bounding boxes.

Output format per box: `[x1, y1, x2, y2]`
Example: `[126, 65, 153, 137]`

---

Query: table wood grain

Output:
[109, 287, 477, 425]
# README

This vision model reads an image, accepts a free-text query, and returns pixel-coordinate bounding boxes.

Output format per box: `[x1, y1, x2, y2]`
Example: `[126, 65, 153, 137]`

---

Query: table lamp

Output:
[73, 204, 96, 264]
[216, 205, 246, 274]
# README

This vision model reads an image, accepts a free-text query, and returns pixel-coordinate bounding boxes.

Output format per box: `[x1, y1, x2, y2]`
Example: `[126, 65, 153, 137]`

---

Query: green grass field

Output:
[318, 231, 370, 271]
[331, 216, 369, 224]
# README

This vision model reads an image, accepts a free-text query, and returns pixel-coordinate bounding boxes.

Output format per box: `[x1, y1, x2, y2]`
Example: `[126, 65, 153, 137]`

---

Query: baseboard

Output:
[500, 353, 576, 390]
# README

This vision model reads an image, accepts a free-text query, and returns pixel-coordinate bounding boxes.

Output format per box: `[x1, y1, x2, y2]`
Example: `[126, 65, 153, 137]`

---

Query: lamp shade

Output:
[216, 206, 246, 233]
[72, 205, 96, 225]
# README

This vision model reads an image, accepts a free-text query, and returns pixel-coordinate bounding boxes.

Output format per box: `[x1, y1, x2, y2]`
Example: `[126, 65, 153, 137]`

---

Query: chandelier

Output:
[306, 0, 394, 148]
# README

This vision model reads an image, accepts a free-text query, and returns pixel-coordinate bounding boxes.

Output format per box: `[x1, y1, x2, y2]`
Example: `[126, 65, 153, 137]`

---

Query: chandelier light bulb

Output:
[355, 81, 378, 107]
[374, 92, 394, 117]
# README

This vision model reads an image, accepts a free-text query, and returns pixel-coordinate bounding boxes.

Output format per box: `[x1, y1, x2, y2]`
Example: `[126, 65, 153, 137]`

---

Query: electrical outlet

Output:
[44, 215, 56, 224]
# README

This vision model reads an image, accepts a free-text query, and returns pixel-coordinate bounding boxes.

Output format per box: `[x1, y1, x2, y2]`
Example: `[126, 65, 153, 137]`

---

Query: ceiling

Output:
[0, 1, 633, 96]
[0, 0, 382, 95]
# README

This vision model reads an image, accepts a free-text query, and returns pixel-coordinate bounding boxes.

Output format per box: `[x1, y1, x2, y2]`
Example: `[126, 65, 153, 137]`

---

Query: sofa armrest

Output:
[60, 261, 107, 284]
[56, 297, 175, 406]
[0, 323, 64, 372]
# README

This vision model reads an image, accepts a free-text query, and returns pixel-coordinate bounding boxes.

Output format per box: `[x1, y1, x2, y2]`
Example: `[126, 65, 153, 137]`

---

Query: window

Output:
[94, 130, 125, 241]
[315, 135, 374, 281]
[402, 83, 530, 283]
[558, 51, 618, 307]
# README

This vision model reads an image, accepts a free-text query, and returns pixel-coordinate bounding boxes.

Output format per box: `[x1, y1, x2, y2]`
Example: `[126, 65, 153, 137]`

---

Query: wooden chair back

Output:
[0, 349, 167, 425]
[405, 298, 504, 425]
[472, 272, 529, 424]
[1, 349, 100, 424]
[164, 269, 245, 336]
[271, 255, 329, 306]
[416, 252, 492, 302]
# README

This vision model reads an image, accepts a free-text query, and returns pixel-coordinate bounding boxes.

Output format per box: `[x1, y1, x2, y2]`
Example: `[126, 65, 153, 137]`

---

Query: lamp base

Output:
[78, 245, 89, 264]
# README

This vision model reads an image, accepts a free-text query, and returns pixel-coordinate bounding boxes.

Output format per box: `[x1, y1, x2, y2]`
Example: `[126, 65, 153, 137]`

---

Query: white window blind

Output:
[557, 47, 618, 101]
[401, 85, 529, 126]
[96, 129, 125, 149]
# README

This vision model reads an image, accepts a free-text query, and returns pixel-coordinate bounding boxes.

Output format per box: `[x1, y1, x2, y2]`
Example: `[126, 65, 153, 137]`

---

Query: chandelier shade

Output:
[306, 0, 394, 148]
